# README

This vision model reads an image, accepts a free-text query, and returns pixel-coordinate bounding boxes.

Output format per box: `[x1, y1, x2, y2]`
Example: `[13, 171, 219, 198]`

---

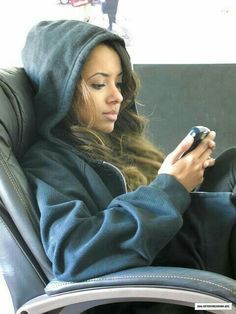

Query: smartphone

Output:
[182, 126, 210, 157]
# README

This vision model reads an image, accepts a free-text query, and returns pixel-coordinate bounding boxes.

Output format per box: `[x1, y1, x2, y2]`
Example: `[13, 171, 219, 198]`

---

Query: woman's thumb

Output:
[170, 134, 194, 163]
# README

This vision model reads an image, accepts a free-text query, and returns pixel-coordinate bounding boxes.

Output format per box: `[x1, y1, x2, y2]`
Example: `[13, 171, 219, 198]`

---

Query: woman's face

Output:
[79, 44, 123, 133]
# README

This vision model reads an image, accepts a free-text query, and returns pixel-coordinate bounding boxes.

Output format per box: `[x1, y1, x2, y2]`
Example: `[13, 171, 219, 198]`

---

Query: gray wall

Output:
[134, 64, 236, 157]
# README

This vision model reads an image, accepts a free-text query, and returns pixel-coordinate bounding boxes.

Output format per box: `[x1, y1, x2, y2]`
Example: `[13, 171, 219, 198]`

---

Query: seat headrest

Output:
[0, 68, 36, 159]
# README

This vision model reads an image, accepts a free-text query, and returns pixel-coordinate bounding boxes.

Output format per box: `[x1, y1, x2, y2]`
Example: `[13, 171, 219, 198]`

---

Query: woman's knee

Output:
[216, 147, 236, 164]
[199, 147, 236, 192]
[212, 148, 236, 177]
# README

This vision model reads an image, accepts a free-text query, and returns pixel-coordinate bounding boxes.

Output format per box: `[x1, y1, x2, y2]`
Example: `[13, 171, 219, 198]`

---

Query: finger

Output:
[199, 148, 213, 163]
[203, 157, 215, 168]
[208, 140, 216, 150]
[194, 131, 216, 156]
[205, 131, 216, 149]
[207, 130, 216, 140]
[171, 134, 194, 163]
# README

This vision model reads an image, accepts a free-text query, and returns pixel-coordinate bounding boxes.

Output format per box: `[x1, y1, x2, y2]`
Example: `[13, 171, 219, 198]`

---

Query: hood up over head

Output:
[21, 20, 126, 140]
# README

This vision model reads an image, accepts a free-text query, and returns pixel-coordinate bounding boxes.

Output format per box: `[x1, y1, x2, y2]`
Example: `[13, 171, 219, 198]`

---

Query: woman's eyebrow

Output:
[88, 72, 123, 79]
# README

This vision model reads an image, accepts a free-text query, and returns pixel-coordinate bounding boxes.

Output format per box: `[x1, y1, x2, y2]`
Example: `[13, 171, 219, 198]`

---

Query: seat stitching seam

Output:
[0, 152, 27, 208]
[48, 275, 236, 295]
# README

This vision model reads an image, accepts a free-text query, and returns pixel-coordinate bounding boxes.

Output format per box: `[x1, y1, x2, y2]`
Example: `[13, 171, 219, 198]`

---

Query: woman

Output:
[21, 20, 236, 313]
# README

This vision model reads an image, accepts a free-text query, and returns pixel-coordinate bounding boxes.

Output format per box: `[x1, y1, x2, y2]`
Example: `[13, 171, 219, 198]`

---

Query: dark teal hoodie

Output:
[21, 20, 191, 282]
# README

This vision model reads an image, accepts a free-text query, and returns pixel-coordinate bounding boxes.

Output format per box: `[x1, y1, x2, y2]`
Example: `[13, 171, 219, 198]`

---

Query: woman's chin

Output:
[94, 123, 115, 134]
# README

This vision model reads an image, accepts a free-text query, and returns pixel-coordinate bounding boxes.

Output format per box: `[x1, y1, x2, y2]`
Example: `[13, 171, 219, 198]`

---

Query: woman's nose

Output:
[108, 85, 123, 103]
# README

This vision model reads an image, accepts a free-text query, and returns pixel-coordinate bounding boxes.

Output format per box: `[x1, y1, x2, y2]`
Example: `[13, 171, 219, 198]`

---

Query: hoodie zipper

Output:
[102, 161, 128, 193]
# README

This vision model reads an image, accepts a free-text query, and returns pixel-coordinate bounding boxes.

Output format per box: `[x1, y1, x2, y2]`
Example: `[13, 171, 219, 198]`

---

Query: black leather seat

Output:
[0, 68, 236, 314]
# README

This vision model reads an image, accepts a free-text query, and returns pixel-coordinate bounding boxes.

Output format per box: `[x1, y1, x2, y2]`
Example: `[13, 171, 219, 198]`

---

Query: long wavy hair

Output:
[62, 40, 165, 191]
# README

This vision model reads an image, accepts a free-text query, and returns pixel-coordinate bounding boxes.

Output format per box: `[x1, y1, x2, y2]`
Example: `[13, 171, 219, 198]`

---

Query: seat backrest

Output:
[0, 68, 53, 310]
[0, 200, 47, 310]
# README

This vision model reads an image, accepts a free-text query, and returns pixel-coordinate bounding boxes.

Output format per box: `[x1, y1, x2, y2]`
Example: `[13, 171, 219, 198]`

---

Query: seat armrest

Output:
[17, 266, 236, 314]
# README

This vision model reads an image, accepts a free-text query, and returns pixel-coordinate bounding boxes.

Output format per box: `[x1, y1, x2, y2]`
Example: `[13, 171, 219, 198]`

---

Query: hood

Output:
[21, 20, 126, 140]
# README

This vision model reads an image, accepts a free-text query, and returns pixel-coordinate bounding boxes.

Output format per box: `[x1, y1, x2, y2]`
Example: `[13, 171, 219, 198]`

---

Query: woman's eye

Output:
[91, 84, 105, 90]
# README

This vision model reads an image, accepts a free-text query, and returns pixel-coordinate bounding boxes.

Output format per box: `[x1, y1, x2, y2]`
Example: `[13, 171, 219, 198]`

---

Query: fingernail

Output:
[186, 134, 194, 143]
[210, 131, 216, 138]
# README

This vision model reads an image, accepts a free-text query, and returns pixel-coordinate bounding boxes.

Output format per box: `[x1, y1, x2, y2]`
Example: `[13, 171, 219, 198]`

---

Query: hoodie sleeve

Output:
[22, 142, 191, 282]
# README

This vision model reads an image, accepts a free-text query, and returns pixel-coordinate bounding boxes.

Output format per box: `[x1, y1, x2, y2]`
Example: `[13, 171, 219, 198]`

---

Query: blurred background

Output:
[1, 0, 236, 67]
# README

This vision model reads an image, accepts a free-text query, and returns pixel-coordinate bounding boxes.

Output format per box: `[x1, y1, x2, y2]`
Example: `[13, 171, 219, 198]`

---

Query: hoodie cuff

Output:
[149, 174, 191, 215]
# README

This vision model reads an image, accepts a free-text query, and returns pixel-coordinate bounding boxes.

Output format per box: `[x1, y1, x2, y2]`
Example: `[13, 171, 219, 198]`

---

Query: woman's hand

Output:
[158, 131, 216, 192]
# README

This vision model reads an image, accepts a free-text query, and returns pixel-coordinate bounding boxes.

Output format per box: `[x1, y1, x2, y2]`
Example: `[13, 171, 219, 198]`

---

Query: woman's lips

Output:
[103, 112, 118, 121]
